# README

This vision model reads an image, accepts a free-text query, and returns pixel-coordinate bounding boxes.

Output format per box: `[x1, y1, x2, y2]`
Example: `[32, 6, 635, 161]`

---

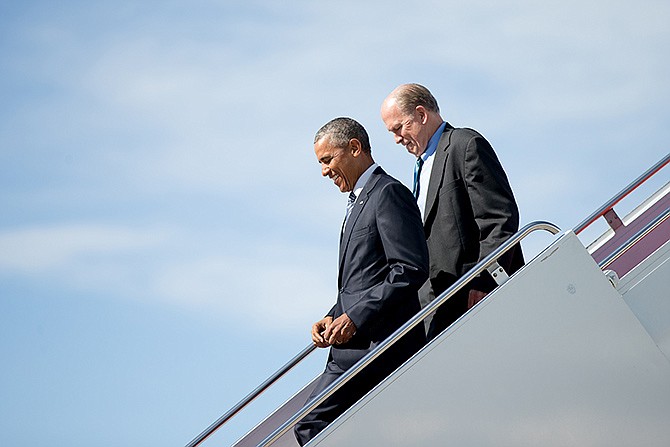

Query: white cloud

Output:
[0, 222, 335, 331]
[0, 224, 170, 271]
[154, 254, 334, 330]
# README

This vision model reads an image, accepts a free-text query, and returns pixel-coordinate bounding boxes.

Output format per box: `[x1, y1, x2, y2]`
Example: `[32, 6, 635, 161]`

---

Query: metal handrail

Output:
[258, 220, 561, 446]
[599, 208, 670, 269]
[185, 344, 316, 447]
[574, 153, 669, 235]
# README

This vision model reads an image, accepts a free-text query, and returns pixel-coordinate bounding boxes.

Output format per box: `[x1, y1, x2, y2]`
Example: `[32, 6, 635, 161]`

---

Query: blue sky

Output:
[1, 1, 669, 446]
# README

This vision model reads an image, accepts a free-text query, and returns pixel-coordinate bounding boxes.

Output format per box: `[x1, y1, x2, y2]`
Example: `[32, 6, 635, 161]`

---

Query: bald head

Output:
[384, 83, 440, 116]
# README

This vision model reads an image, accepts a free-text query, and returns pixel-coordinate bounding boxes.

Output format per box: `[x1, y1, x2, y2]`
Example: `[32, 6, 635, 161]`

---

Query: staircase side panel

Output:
[618, 240, 670, 363]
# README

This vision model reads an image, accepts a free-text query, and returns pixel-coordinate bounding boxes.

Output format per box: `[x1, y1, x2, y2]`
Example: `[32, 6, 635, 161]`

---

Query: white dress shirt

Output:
[416, 122, 447, 219]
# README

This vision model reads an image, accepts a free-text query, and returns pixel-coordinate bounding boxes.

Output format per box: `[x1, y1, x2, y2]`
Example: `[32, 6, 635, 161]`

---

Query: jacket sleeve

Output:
[462, 133, 520, 288]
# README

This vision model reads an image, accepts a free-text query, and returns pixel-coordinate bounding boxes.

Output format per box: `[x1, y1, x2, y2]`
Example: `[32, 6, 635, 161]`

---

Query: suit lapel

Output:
[423, 123, 454, 225]
[338, 167, 383, 285]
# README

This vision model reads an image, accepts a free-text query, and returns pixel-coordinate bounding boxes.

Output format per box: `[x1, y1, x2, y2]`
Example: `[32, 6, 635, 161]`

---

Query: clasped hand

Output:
[311, 313, 357, 348]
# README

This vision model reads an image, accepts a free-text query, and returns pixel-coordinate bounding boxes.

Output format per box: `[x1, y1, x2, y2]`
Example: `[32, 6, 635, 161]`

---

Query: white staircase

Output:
[311, 230, 670, 446]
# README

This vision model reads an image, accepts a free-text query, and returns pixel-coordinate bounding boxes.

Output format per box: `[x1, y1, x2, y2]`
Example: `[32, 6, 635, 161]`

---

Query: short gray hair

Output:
[394, 83, 440, 115]
[314, 117, 371, 154]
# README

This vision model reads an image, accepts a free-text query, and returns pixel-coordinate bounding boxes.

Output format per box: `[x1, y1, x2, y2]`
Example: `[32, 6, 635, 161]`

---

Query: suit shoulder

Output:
[446, 127, 497, 161]
[448, 127, 490, 146]
[374, 172, 412, 195]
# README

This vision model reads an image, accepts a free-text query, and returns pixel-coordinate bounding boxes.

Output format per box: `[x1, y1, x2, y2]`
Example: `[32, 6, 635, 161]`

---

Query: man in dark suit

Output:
[381, 84, 524, 340]
[294, 117, 428, 445]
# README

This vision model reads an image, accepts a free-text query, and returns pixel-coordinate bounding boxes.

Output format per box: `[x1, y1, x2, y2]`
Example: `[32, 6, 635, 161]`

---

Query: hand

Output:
[311, 316, 333, 348]
[467, 289, 488, 309]
[323, 313, 357, 346]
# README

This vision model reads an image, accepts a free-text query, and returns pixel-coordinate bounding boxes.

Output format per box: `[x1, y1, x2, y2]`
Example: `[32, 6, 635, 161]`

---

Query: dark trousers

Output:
[294, 327, 425, 445]
[421, 280, 469, 341]
[293, 359, 383, 445]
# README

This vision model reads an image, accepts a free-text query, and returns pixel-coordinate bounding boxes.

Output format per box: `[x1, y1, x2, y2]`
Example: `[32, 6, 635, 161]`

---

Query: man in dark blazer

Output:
[381, 84, 524, 340]
[294, 117, 428, 445]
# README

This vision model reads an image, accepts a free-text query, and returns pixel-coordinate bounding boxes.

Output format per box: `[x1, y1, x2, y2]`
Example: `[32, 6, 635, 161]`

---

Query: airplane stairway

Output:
[186, 154, 670, 447]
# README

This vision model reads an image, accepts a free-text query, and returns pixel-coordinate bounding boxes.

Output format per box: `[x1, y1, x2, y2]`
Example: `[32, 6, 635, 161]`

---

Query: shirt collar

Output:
[351, 162, 378, 199]
[421, 121, 447, 162]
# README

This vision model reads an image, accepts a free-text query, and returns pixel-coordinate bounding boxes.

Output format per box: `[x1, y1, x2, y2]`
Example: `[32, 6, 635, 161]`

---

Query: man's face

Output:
[314, 137, 358, 193]
[381, 100, 430, 157]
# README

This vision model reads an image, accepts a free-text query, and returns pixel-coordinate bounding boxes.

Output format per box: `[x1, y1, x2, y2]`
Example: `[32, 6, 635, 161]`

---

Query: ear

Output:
[348, 138, 363, 156]
[415, 105, 429, 125]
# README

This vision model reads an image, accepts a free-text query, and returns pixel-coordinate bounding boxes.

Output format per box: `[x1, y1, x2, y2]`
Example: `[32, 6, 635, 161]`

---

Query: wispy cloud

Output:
[155, 253, 333, 329]
[0, 222, 334, 330]
[0, 224, 170, 271]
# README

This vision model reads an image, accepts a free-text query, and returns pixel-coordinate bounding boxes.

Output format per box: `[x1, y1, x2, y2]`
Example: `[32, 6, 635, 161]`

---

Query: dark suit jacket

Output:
[294, 167, 429, 445]
[424, 124, 523, 332]
[328, 166, 429, 371]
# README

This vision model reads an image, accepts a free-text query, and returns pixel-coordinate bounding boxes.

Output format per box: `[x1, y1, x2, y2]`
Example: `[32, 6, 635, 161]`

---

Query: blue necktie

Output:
[412, 157, 424, 199]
